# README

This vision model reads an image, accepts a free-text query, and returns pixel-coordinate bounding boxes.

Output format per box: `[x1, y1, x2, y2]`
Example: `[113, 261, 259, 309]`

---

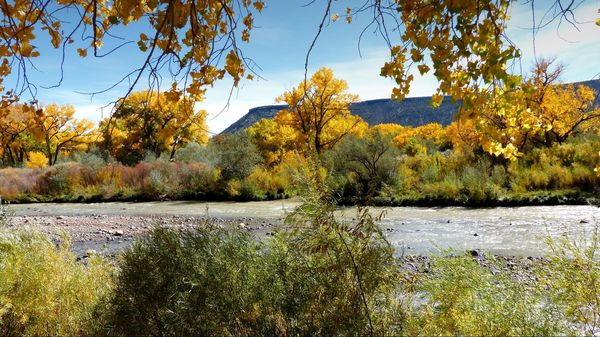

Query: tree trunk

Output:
[169, 136, 180, 161]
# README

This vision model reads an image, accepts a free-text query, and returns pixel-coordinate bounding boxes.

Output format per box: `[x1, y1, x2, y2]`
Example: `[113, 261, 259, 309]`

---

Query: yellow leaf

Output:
[253, 1, 264, 12]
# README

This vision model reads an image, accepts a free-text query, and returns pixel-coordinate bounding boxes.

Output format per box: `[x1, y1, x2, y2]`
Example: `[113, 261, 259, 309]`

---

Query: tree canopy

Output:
[1, 0, 596, 107]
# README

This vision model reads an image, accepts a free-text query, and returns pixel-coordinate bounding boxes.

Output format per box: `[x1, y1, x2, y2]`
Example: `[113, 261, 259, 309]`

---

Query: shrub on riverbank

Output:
[0, 228, 114, 336]
[97, 187, 404, 336]
[0, 160, 292, 203]
[1, 219, 599, 336]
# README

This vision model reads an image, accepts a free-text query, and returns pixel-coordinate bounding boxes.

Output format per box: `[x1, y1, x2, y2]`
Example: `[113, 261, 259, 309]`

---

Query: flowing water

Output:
[11, 200, 600, 257]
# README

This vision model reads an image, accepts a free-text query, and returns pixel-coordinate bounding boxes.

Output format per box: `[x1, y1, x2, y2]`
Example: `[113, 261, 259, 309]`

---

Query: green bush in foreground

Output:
[98, 210, 403, 336]
[405, 253, 563, 336]
[98, 227, 274, 337]
[0, 229, 114, 337]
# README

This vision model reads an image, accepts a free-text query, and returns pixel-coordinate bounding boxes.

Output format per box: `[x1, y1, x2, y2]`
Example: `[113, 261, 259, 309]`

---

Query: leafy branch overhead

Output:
[0, 0, 264, 103]
[1, 0, 596, 106]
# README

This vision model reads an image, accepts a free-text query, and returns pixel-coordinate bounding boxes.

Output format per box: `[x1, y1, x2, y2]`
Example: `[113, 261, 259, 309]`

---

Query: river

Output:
[10, 200, 599, 257]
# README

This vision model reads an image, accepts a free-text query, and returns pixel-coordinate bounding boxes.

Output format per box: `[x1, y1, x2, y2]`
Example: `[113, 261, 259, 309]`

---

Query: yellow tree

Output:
[369, 123, 405, 138]
[33, 104, 96, 166]
[445, 120, 483, 154]
[102, 90, 208, 164]
[0, 103, 36, 166]
[472, 60, 600, 160]
[537, 85, 600, 146]
[275, 67, 365, 154]
[392, 123, 447, 148]
[246, 118, 297, 167]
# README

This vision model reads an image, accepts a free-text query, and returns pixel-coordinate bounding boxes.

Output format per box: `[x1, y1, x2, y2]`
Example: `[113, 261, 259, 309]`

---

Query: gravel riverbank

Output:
[7, 214, 284, 258]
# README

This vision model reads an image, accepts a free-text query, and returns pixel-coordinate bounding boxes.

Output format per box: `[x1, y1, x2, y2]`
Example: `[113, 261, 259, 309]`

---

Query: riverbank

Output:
[4, 188, 598, 207]
[5, 201, 599, 258]
[6, 212, 551, 286]
[356, 190, 598, 207]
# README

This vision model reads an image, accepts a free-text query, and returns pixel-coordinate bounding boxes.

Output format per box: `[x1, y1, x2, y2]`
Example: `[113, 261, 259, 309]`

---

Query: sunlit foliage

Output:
[0, 103, 36, 166]
[0, 0, 264, 101]
[246, 118, 297, 167]
[392, 123, 446, 149]
[33, 104, 96, 166]
[100, 90, 208, 164]
[24, 151, 48, 168]
[445, 119, 483, 154]
[473, 60, 600, 160]
[275, 67, 367, 154]
[0, 229, 114, 336]
[380, 0, 520, 112]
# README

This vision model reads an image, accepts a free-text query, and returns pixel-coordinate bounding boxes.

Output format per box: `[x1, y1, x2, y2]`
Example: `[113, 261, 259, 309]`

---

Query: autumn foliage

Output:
[0, 67, 599, 204]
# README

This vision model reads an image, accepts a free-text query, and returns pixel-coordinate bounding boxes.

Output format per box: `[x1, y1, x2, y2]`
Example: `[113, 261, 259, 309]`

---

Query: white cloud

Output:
[506, 1, 600, 80]
[73, 104, 112, 124]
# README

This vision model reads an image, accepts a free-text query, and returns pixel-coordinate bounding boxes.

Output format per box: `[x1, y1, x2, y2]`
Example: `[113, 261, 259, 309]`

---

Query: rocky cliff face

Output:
[221, 79, 600, 134]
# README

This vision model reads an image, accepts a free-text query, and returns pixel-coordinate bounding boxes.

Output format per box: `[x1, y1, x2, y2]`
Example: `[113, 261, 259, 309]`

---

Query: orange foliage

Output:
[393, 123, 446, 148]
[445, 120, 483, 153]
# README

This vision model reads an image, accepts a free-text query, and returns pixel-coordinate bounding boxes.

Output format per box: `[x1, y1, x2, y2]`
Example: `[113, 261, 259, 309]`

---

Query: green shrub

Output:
[100, 179, 405, 336]
[0, 229, 114, 337]
[542, 226, 600, 336]
[274, 181, 405, 336]
[406, 253, 563, 336]
[99, 227, 274, 337]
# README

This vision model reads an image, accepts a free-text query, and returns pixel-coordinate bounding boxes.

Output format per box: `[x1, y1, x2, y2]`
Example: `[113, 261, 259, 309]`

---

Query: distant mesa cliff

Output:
[221, 97, 459, 134]
[221, 79, 600, 134]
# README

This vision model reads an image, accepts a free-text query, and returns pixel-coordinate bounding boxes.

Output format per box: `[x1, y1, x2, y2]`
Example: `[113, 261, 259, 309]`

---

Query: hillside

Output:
[221, 96, 459, 134]
[222, 79, 600, 134]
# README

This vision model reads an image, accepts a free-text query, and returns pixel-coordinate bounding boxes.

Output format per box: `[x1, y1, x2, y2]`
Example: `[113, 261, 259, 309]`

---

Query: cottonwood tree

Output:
[0, 0, 597, 161]
[246, 118, 297, 167]
[100, 90, 208, 164]
[473, 60, 600, 160]
[0, 103, 36, 166]
[33, 104, 96, 165]
[0, 0, 264, 105]
[275, 67, 367, 155]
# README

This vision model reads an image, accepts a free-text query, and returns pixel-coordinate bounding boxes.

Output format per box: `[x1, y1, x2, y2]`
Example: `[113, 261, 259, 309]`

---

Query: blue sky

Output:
[7, 0, 600, 133]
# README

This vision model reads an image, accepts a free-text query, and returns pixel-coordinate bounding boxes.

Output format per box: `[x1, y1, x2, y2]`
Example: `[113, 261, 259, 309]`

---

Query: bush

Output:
[100, 181, 404, 336]
[0, 229, 114, 336]
[99, 227, 274, 337]
[406, 252, 563, 336]
[329, 133, 400, 201]
[24, 152, 48, 168]
[212, 133, 262, 181]
[542, 226, 600, 336]
[36, 163, 78, 196]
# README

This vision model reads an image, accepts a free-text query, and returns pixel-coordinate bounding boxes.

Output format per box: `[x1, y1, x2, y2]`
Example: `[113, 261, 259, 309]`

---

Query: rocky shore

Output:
[7, 214, 283, 258]
[5, 213, 551, 284]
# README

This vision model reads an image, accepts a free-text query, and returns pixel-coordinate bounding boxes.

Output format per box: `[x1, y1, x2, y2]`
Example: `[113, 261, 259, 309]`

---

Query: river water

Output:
[10, 200, 600, 257]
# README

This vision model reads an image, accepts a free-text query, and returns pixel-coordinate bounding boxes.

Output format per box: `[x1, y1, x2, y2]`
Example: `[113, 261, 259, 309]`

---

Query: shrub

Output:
[24, 152, 48, 168]
[212, 133, 262, 181]
[542, 226, 600, 336]
[329, 133, 400, 201]
[405, 252, 563, 336]
[98, 227, 274, 337]
[35, 163, 78, 196]
[100, 179, 405, 336]
[0, 229, 114, 336]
